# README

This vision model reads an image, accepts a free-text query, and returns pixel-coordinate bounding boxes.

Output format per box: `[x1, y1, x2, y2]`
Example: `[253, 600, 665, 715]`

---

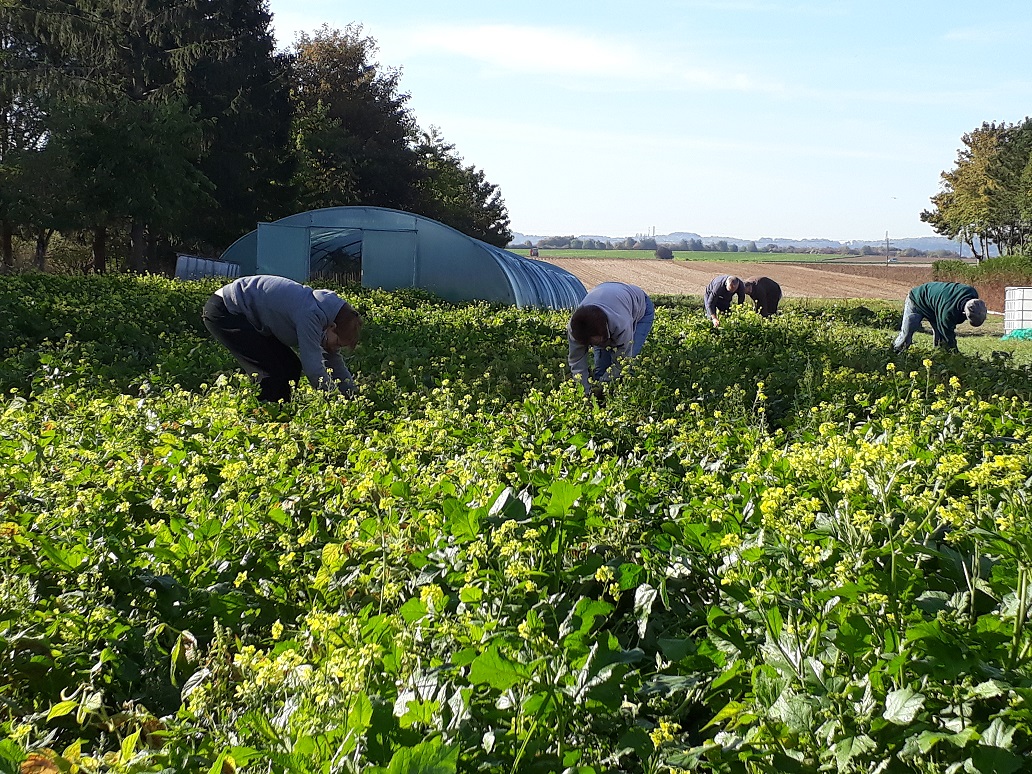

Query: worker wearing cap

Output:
[893, 281, 986, 353]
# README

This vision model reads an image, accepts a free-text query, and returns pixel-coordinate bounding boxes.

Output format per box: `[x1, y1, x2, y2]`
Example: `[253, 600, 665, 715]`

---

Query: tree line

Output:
[922, 118, 1032, 262]
[0, 4, 512, 274]
[521, 236, 955, 258]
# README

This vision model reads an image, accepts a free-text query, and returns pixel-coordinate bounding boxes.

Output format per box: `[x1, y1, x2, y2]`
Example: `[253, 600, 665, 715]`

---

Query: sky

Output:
[264, 0, 1032, 242]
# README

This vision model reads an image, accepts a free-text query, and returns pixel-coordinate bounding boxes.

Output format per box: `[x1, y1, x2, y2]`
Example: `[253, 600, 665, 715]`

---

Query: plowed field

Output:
[540, 258, 933, 300]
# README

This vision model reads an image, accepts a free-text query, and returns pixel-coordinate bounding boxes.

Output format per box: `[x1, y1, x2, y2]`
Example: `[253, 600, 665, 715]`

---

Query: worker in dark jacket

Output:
[893, 281, 986, 353]
[202, 275, 361, 401]
[743, 276, 782, 317]
[568, 282, 654, 398]
[703, 275, 744, 327]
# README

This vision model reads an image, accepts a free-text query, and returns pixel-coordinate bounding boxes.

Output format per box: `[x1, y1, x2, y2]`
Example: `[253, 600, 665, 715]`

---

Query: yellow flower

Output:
[271, 620, 284, 640]
[649, 719, 681, 747]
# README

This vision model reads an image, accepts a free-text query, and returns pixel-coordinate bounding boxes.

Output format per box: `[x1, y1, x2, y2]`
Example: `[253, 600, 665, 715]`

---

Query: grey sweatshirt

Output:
[216, 275, 355, 392]
[568, 282, 651, 392]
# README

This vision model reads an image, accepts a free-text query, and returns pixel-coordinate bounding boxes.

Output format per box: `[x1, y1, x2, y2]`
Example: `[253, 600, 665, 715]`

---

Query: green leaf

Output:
[443, 498, 479, 541]
[347, 692, 373, 734]
[882, 687, 925, 724]
[633, 584, 658, 638]
[980, 718, 1016, 749]
[969, 745, 1024, 774]
[385, 738, 458, 774]
[833, 735, 876, 770]
[46, 700, 78, 721]
[546, 480, 581, 517]
[468, 646, 531, 690]
[459, 585, 483, 604]
[120, 729, 140, 763]
[914, 730, 949, 754]
[399, 598, 428, 624]
[35, 536, 88, 573]
[617, 563, 643, 591]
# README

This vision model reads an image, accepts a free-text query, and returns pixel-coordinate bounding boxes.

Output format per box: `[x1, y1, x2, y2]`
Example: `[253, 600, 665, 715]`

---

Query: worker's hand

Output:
[711, 317, 720, 328]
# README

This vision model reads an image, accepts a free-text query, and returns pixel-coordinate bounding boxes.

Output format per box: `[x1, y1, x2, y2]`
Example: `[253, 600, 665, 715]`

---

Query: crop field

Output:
[510, 249, 829, 263]
[4, 275, 1032, 773]
[538, 258, 932, 302]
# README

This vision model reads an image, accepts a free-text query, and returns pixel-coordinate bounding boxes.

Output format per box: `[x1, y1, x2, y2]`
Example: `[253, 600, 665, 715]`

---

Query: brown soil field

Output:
[540, 258, 933, 301]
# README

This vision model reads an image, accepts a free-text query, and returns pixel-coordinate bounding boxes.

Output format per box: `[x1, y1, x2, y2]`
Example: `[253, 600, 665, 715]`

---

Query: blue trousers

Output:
[893, 295, 953, 352]
[592, 297, 656, 380]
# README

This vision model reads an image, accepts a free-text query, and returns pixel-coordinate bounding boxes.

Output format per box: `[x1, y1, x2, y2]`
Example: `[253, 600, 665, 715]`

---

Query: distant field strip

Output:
[537, 257, 931, 300]
[511, 248, 830, 262]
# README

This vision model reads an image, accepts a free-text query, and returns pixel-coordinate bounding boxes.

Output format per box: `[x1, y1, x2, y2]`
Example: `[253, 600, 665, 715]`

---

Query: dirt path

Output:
[540, 258, 932, 300]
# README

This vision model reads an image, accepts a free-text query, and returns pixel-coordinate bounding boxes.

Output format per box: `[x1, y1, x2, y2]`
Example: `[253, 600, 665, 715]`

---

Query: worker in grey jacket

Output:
[568, 282, 654, 398]
[704, 275, 745, 327]
[202, 275, 361, 402]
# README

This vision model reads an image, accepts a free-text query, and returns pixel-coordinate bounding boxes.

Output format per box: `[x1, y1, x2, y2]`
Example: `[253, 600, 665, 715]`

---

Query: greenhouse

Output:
[218, 206, 586, 309]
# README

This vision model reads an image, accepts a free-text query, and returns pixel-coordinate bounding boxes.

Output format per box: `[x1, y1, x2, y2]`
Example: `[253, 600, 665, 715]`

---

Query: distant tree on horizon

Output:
[922, 119, 1032, 261]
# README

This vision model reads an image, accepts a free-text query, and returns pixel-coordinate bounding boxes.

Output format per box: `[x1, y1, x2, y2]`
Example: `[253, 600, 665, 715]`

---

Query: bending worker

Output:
[893, 281, 986, 353]
[743, 276, 782, 317]
[704, 274, 744, 327]
[568, 282, 654, 399]
[202, 274, 361, 402]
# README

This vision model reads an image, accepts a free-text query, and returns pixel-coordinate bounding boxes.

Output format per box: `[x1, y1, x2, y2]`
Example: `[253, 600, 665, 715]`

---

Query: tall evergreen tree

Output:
[9, 0, 238, 270]
[0, 6, 47, 266]
[182, 0, 295, 254]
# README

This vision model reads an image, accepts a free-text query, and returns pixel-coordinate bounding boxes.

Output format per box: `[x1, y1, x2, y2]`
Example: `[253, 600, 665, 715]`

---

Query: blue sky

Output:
[265, 1, 1032, 242]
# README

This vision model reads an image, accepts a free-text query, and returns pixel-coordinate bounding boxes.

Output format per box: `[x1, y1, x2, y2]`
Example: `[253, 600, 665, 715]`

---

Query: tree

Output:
[181, 0, 295, 254]
[922, 119, 1032, 260]
[411, 128, 512, 247]
[45, 96, 211, 269]
[9, 0, 234, 270]
[290, 24, 421, 212]
[0, 5, 48, 267]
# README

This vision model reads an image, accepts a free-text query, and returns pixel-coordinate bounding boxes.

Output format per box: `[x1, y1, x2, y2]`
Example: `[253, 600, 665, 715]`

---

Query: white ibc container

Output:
[1004, 286, 1032, 333]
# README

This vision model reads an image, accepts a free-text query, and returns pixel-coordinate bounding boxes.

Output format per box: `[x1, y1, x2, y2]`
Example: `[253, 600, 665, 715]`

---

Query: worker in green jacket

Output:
[893, 281, 987, 353]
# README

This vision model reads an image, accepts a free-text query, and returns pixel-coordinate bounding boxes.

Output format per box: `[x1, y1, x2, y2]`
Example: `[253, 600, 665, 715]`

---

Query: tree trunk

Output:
[92, 227, 108, 273]
[145, 227, 159, 274]
[34, 228, 52, 271]
[128, 220, 146, 272]
[1, 220, 13, 269]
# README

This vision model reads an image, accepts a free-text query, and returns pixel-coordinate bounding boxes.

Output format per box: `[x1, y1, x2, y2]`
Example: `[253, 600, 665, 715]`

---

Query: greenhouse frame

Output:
[218, 206, 586, 309]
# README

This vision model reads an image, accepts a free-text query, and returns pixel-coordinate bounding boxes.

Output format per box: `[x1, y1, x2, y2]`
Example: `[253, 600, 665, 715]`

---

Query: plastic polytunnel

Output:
[219, 206, 586, 310]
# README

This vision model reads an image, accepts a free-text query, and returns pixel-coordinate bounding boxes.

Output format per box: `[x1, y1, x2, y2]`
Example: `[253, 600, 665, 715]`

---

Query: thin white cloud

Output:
[397, 24, 636, 77]
[427, 113, 925, 164]
[671, 0, 845, 15]
[389, 23, 782, 94]
[943, 25, 1012, 43]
